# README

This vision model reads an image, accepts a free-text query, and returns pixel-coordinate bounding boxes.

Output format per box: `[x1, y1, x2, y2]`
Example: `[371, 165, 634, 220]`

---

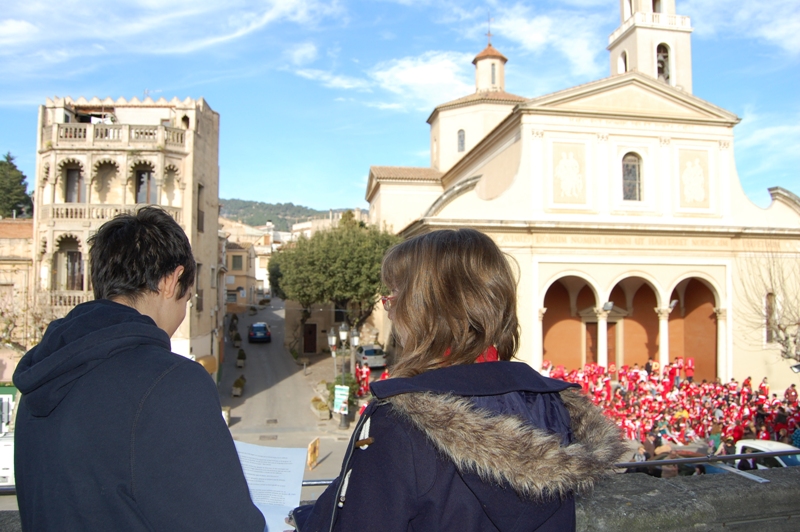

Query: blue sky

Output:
[0, 0, 797, 211]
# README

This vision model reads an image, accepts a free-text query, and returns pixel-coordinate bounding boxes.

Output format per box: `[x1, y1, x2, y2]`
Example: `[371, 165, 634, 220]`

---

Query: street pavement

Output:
[220, 299, 357, 503]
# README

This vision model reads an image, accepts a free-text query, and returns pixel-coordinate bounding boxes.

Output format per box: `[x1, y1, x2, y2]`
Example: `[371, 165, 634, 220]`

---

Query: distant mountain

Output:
[220, 199, 331, 232]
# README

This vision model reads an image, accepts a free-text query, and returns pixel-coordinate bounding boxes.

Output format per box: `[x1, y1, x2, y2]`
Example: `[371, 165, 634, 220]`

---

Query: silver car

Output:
[356, 344, 387, 368]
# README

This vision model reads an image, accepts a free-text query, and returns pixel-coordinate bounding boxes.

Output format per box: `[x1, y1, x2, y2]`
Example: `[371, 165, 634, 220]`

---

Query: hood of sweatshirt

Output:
[13, 299, 171, 417]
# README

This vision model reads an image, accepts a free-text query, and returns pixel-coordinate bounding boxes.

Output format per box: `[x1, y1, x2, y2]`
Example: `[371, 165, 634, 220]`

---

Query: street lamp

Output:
[327, 329, 338, 382]
[350, 328, 360, 385]
[337, 323, 350, 429]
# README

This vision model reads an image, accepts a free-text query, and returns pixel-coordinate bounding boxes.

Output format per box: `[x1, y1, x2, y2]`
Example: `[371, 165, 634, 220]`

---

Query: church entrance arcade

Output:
[540, 274, 720, 383]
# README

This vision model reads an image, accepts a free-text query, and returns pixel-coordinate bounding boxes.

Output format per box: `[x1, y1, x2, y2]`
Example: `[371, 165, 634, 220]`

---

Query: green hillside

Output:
[220, 199, 329, 232]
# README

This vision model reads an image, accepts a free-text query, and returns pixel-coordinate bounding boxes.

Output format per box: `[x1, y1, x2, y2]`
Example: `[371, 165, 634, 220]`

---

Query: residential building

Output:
[32, 96, 223, 375]
[291, 208, 368, 240]
[365, 0, 800, 390]
[0, 220, 34, 381]
[224, 242, 258, 309]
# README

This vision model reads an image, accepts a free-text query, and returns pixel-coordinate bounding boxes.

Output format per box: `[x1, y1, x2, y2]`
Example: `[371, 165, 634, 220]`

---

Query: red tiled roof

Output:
[433, 90, 526, 113]
[472, 44, 508, 64]
[370, 166, 443, 181]
[0, 219, 33, 239]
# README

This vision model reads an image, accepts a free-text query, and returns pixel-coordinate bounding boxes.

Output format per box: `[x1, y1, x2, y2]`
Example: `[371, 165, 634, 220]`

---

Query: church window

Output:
[135, 169, 157, 204]
[457, 129, 465, 152]
[657, 44, 671, 85]
[653, 0, 662, 14]
[618, 51, 628, 74]
[65, 168, 84, 203]
[622, 153, 642, 201]
[491, 63, 496, 85]
[182, 115, 190, 129]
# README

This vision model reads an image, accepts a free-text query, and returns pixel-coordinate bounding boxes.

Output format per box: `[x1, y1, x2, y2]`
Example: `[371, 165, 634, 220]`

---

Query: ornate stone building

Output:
[366, 0, 800, 389]
[32, 96, 223, 369]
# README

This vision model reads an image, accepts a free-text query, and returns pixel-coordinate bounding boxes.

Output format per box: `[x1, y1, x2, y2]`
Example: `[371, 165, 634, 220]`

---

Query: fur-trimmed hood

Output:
[372, 362, 627, 501]
[389, 388, 626, 500]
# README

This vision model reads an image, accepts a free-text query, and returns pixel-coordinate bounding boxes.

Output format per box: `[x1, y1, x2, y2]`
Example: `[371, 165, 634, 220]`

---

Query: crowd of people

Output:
[541, 357, 800, 450]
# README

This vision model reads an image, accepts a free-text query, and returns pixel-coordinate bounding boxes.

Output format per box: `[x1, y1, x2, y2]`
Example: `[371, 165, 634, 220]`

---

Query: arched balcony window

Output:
[622, 153, 642, 201]
[135, 168, 157, 204]
[457, 129, 465, 153]
[65, 168, 85, 203]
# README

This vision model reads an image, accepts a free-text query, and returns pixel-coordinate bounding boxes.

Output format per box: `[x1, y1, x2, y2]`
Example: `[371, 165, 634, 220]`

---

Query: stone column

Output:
[715, 308, 727, 382]
[534, 308, 547, 370]
[655, 307, 673, 370]
[595, 308, 610, 368]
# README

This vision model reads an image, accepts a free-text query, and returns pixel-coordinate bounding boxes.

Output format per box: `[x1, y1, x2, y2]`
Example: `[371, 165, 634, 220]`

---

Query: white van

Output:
[735, 439, 800, 469]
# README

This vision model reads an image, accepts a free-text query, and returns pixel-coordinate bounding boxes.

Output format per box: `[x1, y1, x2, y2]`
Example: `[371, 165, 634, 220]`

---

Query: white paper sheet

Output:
[234, 440, 307, 532]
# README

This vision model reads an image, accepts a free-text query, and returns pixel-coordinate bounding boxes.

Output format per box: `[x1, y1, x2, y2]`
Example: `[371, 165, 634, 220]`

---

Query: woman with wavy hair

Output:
[291, 228, 625, 532]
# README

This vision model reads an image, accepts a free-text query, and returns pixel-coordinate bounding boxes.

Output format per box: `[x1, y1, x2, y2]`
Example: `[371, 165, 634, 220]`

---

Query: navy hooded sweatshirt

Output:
[12, 299, 265, 532]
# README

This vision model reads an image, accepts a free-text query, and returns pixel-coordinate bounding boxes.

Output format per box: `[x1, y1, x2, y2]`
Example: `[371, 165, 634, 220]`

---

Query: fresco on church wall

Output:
[678, 149, 710, 209]
[552, 143, 586, 204]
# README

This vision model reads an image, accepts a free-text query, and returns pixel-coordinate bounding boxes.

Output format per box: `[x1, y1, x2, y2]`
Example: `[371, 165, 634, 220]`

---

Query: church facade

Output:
[366, 0, 800, 390]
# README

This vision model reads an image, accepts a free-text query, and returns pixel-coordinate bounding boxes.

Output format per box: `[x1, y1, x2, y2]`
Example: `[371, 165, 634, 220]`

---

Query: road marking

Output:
[259, 435, 278, 441]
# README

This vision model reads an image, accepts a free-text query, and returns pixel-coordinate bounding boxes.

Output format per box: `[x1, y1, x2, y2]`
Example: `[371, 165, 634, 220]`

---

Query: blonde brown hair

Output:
[381, 228, 519, 377]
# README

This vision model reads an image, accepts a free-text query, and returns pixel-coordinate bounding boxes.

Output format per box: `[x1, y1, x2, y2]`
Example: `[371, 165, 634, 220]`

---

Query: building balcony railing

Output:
[41, 290, 93, 308]
[38, 204, 183, 225]
[41, 124, 187, 150]
[609, 12, 692, 44]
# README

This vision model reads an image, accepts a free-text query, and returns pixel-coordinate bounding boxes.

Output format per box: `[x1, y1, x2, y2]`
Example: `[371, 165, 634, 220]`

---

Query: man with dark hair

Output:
[13, 207, 265, 531]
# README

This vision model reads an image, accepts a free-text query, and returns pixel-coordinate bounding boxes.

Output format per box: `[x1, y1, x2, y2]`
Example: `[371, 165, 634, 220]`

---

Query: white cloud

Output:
[734, 108, 800, 195]
[0, 19, 39, 46]
[295, 69, 371, 90]
[290, 42, 318, 65]
[683, 0, 800, 55]
[369, 51, 474, 111]
[0, 0, 344, 63]
[491, 3, 608, 78]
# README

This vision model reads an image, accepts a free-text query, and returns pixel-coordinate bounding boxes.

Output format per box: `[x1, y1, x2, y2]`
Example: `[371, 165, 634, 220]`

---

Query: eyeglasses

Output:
[380, 295, 396, 311]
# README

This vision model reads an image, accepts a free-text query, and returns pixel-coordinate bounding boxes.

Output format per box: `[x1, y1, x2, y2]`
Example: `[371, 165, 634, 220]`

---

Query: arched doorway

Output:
[669, 278, 718, 382]
[542, 276, 598, 370]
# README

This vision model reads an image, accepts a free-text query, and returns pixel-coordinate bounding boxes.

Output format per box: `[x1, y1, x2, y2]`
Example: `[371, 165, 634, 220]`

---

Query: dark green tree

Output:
[315, 221, 401, 328]
[0, 153, 33, 218]
[268, 220, 401, 351]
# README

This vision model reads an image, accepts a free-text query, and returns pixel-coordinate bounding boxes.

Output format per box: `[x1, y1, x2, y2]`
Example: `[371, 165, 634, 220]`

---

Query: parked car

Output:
[356, 344, 387, 368]
[734, 439, 800, 469]
[248, 322, 271, 343]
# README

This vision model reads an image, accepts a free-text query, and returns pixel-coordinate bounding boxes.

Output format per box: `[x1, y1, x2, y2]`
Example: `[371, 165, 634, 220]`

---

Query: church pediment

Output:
[521, 72, 739, 125]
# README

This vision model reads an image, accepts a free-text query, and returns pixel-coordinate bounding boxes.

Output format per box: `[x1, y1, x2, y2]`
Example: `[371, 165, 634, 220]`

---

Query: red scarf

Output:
[442, 345, 499, 363]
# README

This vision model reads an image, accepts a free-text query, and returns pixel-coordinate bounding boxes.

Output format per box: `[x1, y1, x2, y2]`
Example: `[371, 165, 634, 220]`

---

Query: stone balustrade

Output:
[609, 12, 692, 43]
[38, 204, 182, 225]
[43, 124, 187, 150]
[42, 291, 93, 308]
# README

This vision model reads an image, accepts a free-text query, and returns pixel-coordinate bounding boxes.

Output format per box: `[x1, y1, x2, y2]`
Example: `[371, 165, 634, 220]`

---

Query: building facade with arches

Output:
[366, 1, 800, 390]
[31, 96, 224, 370]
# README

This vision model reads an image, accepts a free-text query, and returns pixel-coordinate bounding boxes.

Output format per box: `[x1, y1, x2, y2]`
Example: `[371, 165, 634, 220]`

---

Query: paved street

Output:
[220, 299, 355, 503]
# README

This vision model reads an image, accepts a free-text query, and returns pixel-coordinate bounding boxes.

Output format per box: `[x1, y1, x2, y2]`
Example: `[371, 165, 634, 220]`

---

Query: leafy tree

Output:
[315, 220, 401, 328]
[0, 153, 33, 218]
[269, 221, 401, 351]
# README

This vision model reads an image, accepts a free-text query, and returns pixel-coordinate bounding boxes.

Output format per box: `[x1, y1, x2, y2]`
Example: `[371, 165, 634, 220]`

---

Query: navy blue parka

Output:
[292, 362, 625, 532]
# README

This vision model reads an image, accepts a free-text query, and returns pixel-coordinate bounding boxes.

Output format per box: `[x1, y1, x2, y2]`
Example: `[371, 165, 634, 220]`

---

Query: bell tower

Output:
[608, 0, 694, 92]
